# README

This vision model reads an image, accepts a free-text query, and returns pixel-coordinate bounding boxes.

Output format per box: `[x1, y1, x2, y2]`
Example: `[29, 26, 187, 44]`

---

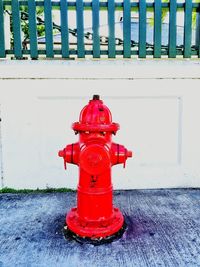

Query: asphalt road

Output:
[0, 189, 200, 267]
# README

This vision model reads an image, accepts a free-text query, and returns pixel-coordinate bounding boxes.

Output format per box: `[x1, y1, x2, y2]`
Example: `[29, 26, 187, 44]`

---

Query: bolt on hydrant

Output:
[58, 95, 132, 244]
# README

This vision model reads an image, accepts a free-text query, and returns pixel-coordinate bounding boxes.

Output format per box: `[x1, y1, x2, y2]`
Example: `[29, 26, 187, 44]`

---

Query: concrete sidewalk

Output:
[0, 189, 200, 267]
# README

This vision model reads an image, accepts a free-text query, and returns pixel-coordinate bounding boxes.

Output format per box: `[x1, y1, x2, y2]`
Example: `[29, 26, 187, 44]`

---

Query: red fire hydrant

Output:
[59, 95, 132, 243]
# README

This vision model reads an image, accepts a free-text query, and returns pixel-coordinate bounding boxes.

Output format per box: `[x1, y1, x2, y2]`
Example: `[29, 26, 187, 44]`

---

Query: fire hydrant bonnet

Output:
[72, 95, 119, 133]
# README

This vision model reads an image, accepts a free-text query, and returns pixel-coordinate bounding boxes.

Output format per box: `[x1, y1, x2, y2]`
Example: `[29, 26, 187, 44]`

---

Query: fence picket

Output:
[139, 0, 146, 58]
[123, 0, 131, 58]
[184, 0, 192, 58]
[44, 0, 54, 58]
[76, 0, 85, 58]
[195, 12, 200, 58]
[11, 0, 22, 59]
[169, 0, 177, 58]
[28, 0, 38, 59]
[0, 0, 5, 57]
[196, 11, 200, 58]
[108, 0, 115, 58]
[92, 0, 100, 58]
[60, 0, 69, 58]
[154, 0, 161, 58]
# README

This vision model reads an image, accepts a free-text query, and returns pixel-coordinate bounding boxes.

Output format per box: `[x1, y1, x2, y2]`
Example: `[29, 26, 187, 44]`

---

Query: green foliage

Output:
[0, 187, 75, 194]
[192, 0, 200, 28]
[149, 0, 200, 29]
[20, 6, 45, 40]
[161, 0, 169, 23]
[35, 7, 45, 37]
[9, 6, 46, 47]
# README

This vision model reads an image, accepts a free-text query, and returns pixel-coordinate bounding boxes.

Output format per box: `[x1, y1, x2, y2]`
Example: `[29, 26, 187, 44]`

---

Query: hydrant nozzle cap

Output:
[58, 150, 64, 157]
[92, 95, 100, 100]
[127, 151, 132, 158]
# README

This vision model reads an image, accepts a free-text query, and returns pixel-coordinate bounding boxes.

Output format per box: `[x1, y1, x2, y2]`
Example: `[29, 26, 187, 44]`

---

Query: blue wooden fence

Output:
[0, 0, 200, 59]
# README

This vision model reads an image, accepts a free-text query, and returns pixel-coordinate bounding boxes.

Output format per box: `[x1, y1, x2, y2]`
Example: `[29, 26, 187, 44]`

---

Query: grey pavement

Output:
[0, 189, 200, 267]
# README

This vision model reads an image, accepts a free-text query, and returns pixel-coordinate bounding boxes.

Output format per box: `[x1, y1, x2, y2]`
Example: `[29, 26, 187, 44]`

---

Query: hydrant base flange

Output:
[64, 221, 126, 245]
[66, 206, 124, 239]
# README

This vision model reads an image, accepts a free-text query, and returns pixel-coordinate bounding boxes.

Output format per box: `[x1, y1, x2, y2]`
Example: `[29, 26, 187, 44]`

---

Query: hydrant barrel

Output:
[59, 95, 132, 243]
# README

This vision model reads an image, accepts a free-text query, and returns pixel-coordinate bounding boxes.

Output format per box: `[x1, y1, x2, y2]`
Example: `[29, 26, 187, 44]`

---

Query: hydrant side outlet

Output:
[59, 95, 132, 242]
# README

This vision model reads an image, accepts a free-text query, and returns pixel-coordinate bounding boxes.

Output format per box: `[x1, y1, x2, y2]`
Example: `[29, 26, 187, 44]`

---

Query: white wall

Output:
[0, 60, 200, 189]
[0, 105, 3, 187]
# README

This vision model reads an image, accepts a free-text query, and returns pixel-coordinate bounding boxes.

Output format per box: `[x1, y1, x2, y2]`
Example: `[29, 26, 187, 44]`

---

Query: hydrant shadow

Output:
[44, 214, 66, 240]
[45, 212, 155, 247]
[123, 213, 156, 241]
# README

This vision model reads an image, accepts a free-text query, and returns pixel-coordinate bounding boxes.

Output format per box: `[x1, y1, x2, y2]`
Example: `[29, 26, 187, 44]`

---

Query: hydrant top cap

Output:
[72, 96, 120, 132]
[92, 95, 100, 100]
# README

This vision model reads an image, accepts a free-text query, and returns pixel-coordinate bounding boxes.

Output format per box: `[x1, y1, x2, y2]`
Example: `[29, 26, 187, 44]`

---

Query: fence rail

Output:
[0, 0, 200, 59]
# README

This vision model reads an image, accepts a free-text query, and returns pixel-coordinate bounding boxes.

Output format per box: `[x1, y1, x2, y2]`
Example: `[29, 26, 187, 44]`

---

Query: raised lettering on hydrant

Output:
[58, 95, 132, 243]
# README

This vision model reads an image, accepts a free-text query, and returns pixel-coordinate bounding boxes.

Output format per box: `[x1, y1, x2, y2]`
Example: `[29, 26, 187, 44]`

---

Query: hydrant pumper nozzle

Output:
[58, 95, 132, 242]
